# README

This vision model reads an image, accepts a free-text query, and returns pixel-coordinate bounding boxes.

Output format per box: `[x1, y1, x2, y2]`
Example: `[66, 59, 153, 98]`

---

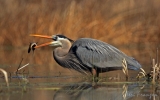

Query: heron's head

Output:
[30, 34, 74, 49]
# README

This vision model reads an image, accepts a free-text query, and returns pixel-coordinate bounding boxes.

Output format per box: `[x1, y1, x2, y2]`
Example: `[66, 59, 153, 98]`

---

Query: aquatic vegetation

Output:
[122, 58, 147, 81]
[145, 49, 160, 84]
[136, 68, 147, 81]
[149, 59, 160, 84]
[16, 58, 29, 84]
[122, 58, 129, 81]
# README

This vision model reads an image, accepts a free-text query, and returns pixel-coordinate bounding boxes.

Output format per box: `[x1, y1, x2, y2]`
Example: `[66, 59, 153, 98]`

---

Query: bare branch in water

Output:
[16, 58, 24, 74]
[18, 63, 29, 71]
[0, 68, 9, 87]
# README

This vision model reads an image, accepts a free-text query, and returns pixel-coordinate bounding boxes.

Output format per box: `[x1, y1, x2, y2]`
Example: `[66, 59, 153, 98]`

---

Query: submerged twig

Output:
[17, 63, 29, 71]
[16, 58, 29, 73]
[0, 68, 9, 87]
[15, 58, 30, 84]
[16, 58, 24, 74]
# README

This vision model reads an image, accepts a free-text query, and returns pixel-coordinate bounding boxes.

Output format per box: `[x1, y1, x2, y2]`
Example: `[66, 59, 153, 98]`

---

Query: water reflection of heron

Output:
[53, 82, 142, 100]
[31, 34, 141, 81]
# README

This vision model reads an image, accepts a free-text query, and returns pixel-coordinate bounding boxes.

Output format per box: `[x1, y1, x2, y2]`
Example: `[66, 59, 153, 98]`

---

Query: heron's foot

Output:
[92, 76, 99, 83]
[92, 76, 98, 86]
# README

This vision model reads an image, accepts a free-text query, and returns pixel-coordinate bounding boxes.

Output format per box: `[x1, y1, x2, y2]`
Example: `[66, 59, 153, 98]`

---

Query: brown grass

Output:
[0, 0, 160, 75]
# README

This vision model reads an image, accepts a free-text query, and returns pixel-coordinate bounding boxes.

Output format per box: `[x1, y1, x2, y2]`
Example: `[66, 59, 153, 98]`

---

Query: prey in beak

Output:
[28, 42, 37, 53]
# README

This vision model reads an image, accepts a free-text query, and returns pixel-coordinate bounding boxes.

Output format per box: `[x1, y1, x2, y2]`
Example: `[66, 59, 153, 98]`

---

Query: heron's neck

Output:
[53, 40, 72, 58]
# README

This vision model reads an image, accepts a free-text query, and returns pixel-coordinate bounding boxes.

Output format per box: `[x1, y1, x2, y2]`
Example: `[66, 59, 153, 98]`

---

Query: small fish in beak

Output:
[28, 42, 37, 53]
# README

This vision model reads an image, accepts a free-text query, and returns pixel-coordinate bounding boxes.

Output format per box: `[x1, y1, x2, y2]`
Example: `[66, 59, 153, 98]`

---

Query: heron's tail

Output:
[126, 57, 142, 70]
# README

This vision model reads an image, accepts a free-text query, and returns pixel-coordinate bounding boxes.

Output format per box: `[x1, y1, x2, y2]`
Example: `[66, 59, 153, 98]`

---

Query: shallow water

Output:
[1, 75, 160, 100]
[0, 47, 159, 100]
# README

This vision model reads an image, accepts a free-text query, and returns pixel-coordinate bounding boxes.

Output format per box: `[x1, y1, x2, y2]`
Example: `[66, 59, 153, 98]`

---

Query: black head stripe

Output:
[56, 35, 74, 42]
[56, 35, 67, 38]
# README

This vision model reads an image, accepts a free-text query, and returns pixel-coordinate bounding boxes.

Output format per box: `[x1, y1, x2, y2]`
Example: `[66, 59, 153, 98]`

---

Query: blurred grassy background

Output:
[0, 0, 160, 75]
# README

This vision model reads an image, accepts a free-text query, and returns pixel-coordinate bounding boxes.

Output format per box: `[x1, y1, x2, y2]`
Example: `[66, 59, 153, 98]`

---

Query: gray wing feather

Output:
[70, 38, 141, 70]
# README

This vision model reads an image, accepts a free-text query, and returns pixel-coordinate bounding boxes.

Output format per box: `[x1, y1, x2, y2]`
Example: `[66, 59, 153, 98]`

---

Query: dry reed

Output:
[0, 68, 9, 87]
[122, 58, 128, 81]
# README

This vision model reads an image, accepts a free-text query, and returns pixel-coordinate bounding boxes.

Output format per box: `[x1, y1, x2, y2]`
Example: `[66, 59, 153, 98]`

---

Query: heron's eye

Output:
[53, 36, 58, 41]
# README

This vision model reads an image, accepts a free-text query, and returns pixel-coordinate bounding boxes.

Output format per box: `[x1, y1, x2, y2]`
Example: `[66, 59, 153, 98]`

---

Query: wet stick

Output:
[0, 68, 9, 88]
[152, 59, 156, 84]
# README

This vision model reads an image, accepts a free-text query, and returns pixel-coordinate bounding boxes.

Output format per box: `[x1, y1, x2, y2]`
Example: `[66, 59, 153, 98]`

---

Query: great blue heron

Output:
[30, 34, 141, 81]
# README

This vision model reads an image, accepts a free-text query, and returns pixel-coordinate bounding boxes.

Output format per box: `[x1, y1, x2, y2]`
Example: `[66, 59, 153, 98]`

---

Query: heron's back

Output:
[69, 38, 141, 71]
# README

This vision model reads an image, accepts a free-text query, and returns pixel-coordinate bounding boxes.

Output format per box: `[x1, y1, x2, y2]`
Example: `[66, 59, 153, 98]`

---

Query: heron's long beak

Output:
[34, 42, 53, 48]
[30, 34, 62, 49]
[30, 34, 53, 48]
[34, 41, 62, 48]
[30, 34, 52, 39]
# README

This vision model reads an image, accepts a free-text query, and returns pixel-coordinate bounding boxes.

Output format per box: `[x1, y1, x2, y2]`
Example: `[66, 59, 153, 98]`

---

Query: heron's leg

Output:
[92, 68, 99, 82]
